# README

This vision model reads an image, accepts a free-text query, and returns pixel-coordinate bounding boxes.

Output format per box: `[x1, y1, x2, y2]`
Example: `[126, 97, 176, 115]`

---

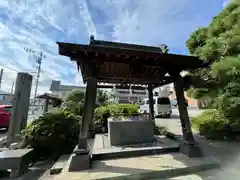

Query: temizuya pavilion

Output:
[57, 36, 208, 171]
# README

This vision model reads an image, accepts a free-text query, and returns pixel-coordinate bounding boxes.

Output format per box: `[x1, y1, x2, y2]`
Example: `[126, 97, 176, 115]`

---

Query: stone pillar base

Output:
[68, 153, 91, 172]
[179, 142, 203, 158]
[68, 145, 91, 172]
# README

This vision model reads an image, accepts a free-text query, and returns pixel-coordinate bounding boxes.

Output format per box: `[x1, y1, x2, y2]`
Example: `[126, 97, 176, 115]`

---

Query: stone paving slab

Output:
[152, 167, 240, 180]
[0, 160, 55, 180]
[52, 152, 220, 180]
[151, 174, 206, 180]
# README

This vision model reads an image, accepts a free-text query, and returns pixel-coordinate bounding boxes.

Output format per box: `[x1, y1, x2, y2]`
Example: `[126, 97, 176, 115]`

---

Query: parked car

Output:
[0, 105, 12, 129]
[170, 99, 188, 107]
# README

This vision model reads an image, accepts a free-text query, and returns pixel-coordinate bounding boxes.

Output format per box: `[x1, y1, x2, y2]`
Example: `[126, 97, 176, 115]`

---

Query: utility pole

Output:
[0, 68, 3, 89]
[10, 81, 14, 94]
[24, 48, 45, 101]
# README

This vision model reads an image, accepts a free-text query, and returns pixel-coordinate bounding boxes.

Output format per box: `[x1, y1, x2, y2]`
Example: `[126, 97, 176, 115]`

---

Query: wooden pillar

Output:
[174, 77, 195, 145]
[174, 76, 203, 157]
[43, 99, 49, 113]
[78, 77, 97, 150]
[148, 85, 154, 120]
[69, 78, 97, 171]
[7, 72, 33, 146]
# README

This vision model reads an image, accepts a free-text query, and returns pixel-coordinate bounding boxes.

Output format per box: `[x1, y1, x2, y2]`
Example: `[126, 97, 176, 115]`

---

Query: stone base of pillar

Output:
[68, 153, 91, 172]
[68, 145, 91, 172]
[179, 142, 203, 157]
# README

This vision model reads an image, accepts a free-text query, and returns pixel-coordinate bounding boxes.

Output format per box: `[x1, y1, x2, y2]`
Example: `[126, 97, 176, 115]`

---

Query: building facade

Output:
[49, 80, 86, 99]
[0, 90, 13, 105]
[112, 86, 148, 104]
[155, 83, 199, 107]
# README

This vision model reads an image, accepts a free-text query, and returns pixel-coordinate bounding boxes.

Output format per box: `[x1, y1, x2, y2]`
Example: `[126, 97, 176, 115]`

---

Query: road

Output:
[155, 107, 203, 135]
[170, 106, 204, 118]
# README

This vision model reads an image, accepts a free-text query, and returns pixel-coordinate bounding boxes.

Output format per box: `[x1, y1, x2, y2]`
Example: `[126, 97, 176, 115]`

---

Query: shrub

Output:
[93, 106, 110, 133]
[115, 104, 139, 116]
[93, 104, 140, 133]
[21, 109, 81, 160]
[191, 109, 217, 130]
[191, 109, 240, 140]
[51, 98, 62, 107]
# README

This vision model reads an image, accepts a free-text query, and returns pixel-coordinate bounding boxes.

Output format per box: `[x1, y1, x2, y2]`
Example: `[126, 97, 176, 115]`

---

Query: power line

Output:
[24, 48, 46, 100]
[0, 65, 38, 95]
[0, 65, 19, 72]
[0, 65, 38, 79]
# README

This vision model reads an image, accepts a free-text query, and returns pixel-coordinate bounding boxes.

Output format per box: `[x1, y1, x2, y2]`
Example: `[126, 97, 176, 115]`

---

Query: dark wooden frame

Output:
[57, 36, 208, 160]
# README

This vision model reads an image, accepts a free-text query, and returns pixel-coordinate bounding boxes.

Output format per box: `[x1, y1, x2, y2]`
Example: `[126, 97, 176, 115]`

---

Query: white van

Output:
[139, 97, 172, 118]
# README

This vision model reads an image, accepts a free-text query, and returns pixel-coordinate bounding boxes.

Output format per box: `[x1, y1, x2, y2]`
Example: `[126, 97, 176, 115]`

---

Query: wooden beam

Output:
[95, 76, 161, 85]
[57, 42, 202, 69]
[97, 84, 149, 90]
[90, 38, 164, 53]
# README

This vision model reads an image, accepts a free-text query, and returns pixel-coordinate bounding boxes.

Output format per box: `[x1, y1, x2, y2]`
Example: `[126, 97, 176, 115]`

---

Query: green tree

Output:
[186, 1, 240, 99]
[96, 89, 110, 106]
[62, 89, 110, 115]
[64, 89, 85, 103]
[62, 89, 85, 115]
[211, 56, 240, 119]
[187, 1, 240, 139]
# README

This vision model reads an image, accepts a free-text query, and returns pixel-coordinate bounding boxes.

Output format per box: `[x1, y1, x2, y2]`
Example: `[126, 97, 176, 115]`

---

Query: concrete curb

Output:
[50, 154, 71, 175]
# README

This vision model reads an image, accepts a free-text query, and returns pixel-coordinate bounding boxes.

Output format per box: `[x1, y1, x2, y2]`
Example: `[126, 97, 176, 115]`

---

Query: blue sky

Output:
[0, 0, 229, 95]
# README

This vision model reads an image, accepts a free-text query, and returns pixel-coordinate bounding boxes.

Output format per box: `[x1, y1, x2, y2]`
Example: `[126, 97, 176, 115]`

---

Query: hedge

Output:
[93, 104, 140, 133]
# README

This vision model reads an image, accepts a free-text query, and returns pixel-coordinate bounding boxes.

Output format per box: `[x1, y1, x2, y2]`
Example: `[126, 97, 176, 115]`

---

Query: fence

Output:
[28, 104, 44, 122]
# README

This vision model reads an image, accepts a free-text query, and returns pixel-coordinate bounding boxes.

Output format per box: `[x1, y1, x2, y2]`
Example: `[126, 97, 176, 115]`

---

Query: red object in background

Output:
[0, 105, 12, 129]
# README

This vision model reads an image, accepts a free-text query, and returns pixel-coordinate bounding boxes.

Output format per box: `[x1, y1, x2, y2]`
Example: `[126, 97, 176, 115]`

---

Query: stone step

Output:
[92, 146, 179, 160]
[50, 154, 71, 175]
[91, 134, 180, 160]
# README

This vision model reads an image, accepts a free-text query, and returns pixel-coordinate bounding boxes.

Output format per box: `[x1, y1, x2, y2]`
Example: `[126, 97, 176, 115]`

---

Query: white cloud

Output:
[75, 0, 97, 38]
[221, 0, 230, 7]
[0, 0, 225, 97]
[0, 0, 92, 97]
